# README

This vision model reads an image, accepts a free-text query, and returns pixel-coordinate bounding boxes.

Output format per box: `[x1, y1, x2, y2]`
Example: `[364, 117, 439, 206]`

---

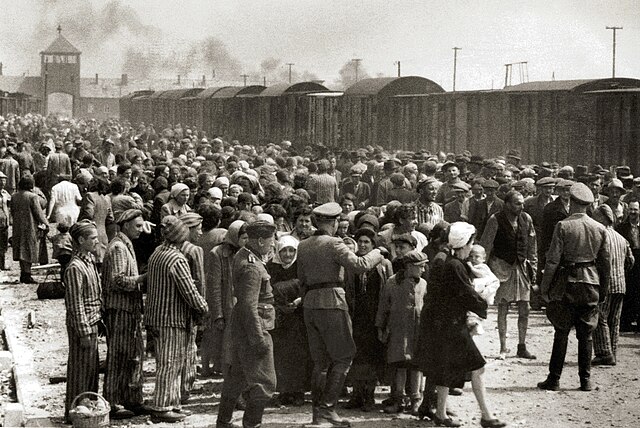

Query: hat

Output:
[162, 215, 189, 244]
[246, 220, 276, 239]
[399, 250, 428, 266]
[70, 219, 97, 242]
[555, 179, 575, 189]
[520, 167, 536, 178]
[417, 176, 439, 191]
[350, 164, 366, 176]
[103, 139, 115, 146]
[469, 155, 484, 165]
[384, 159, 399, 172]
[356, 213, 380, 230]
[452, 182, 470, 192]
[608, 178, 625, 191]
[570, 182, 595, 205]
[448, 221, 476, 249]
[591, 165, 607, 175]
[506, 149, 521, 160]
[536, 177, 556, 187]
[181, 212, 203, 228]
[616, 166, 632, 178]
[512, 180, 526, 189]
[256, 213, 275, 224]
[116, 209, 143, 225]
[313, 202, 342, 220]
[441, 161, 458, 172]
[482, 179, 499, 189]
[208, 187, 223, 200]
[54, 140, 63, 148]
[392, 233, 417, 248]
[596, 204, 615, 225]
[170, 183, 190, 199]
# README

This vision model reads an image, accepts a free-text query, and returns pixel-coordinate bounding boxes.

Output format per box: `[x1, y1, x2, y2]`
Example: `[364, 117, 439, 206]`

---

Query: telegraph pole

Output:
[286, 63, 294, 83]
[241, 74, 249, 87]
[352, 58, 362, 82]
[394, 61, 401, 77]
[452, 47, 461, 91]
[606, 26, 622, 77]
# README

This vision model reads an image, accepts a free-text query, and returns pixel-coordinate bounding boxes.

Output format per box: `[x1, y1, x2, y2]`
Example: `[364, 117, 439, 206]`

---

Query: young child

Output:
[50, 220, 74, 281]
[466, 244, 500, 336]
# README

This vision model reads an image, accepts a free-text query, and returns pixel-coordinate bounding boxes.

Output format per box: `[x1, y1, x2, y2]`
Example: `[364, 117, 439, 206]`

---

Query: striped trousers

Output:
[103, 309, 144, 408]
[65, 325, 99, 421]
[151, 327, 188, 411]
[181, 325, 198, 397]
[593, 293, 625, 358]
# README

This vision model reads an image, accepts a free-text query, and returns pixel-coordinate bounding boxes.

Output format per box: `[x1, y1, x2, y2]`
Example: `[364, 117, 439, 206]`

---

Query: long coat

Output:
[10, 190, 48, 263]
[416, 254, 488, 388]
[376, 272, 426, 364]
[79, 192, 114, 263]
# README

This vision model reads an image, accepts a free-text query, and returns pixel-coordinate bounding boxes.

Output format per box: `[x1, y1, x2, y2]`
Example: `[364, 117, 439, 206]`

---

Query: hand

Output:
[214, 318, 225, 331]
[79, 335, 93, 349]
[531, 284, 540, 294]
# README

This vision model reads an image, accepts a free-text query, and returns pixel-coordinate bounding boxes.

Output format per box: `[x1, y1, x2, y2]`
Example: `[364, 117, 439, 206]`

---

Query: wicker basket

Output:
[70, 391, 110, 428]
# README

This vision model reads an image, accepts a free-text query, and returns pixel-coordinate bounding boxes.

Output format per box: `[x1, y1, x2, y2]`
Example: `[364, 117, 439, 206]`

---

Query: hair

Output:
[18, 175, 34, 191]
[293, 206, 313, 224]
[264, 203, 287, 220]
[88, 178, 111, 195]
[470, 244, 486, 258]
[503, 190, 523, 205]
[116, 162, 132, 176]
[110, 178, 127, 195]
[353, 227, 378, 247]
[394, 204, 416, 225]
[198, 202, 222, 231]
[340, 193, 355, 206]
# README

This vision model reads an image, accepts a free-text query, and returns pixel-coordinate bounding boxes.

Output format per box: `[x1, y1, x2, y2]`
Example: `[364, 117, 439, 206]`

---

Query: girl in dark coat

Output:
[416, 222, 505, 428]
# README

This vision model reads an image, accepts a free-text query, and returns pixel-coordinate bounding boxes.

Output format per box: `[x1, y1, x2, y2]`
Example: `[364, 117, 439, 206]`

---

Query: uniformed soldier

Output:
[537, 183, 611, 392]
[217, 221, 277, 428]
[297, 202, 385, 427]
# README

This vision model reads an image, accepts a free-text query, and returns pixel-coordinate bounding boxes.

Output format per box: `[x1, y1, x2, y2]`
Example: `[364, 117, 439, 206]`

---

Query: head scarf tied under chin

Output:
[170, 183, 189, 200]
[224, 220, 246, 247]
[448, 221, 476, 250]
[273, 235, 299, 269]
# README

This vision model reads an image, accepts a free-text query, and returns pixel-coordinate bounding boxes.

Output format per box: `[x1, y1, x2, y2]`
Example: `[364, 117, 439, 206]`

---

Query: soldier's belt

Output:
[306, 282, 343, 291]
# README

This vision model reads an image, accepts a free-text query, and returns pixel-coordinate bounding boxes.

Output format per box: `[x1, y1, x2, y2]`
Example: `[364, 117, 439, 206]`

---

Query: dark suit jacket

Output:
[467, 197, 504, 238]
[540, 197, 570, 259]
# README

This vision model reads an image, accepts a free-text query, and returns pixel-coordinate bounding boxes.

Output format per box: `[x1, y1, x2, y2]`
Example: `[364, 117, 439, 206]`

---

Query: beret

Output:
[392, 233, 417, 248]
[116, 209, 143, 225]
[570, 182, 595, 205]
[536, 177, 556, 187]
[181, 212, 203, 228]
[482, 179, 499, 189]
[452, 182, 470, 192]
[399, 249, 428, 266]
[246, 220, 276, 238]
[313, 202, 342, 219]
[356, 213, 380, 230]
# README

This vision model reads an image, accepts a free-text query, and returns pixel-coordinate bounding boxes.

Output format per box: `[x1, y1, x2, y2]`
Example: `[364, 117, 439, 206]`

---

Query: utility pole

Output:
[606, 26, 623, 78]
[394, 61, 401, 77]
[352, 58, 362, 82]
[241, 74, 249, 87]
[286, 63, 294, 83]
[452, 47, 461, 92]
[263, 76, 266, 86]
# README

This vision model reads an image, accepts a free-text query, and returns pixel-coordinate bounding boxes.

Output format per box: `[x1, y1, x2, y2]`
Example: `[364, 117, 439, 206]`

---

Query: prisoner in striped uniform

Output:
[592, 204, 634, 365]
[217, 221, 277, 428]
[102, 209, 147, 419]
[179, 212, 205, 402]
[64, 220, 102, 423]
[146, 216, 208, 423]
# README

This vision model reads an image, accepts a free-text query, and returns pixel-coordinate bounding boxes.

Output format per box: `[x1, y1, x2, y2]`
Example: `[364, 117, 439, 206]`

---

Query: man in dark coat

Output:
[540, 179, 573, 265]
[467, 179, 503, 239]
[616, 200, 640, 332]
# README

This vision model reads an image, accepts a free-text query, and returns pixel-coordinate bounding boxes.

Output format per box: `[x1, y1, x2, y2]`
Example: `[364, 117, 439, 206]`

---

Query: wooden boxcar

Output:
[157, 88, 203, 128]
[306, 91, 344, 147]
[206, 85, 266, 141]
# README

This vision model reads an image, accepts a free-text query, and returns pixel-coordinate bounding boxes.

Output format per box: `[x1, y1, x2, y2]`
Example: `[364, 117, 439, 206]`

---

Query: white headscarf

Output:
[273, 235, 299, 269]
[448, 221, 476, 250]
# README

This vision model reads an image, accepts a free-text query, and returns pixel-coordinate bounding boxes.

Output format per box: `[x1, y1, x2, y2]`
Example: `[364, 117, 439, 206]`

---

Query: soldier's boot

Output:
[242, 399, 267, 428]
[318, 372, 350, 427]
[310, 370, 327, 425]
[0, 253, 6, 271]
[538, 330, 567, 391]
[216, 397, 240, 428]
[578, 338, 593, 391]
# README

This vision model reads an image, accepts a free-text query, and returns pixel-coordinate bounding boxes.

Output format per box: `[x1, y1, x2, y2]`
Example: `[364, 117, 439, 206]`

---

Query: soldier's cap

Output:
[398, 250, 429, 266]
[392, 233, 417, 248]
[181, 212, 203, 228]
[313, 202, 342, 220]
[452, 182, 470, 192]
[555, 179, 575, 189]
[536, 177, 556, 187]
[608, 178, 625, 191]
[570, 182, 595, 205]
[482, 179, 499, 189]
[0, 171, 7, 179]
[246, 220, 276, 239]
[441, 161, 458, 172]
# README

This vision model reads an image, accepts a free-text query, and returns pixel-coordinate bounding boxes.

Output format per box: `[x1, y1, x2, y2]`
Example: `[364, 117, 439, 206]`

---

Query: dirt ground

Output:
[2, 265, 640, 428]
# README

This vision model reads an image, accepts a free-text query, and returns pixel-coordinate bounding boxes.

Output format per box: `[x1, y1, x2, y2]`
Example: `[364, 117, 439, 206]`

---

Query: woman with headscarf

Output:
[415, 222, 505, 428]
[266, 235, 311, 406]
[344, 228, 393, 412]
[202, 220, 248, 376]
[161, 183, 191, 219]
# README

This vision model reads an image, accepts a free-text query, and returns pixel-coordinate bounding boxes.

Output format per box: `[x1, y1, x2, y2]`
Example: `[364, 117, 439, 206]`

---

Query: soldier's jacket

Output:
[230, 246, 275, 347]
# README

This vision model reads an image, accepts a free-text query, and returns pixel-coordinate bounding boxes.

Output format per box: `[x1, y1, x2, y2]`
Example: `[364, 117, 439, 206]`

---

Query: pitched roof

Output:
[41, 35, 81, 55]
[0, 76, 42, 97]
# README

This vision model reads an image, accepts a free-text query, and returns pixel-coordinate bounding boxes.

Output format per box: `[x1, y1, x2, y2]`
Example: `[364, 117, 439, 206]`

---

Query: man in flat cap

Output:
[604, 179, 628, 226]
[297, 202, 385, 427]
[538, 183, 610, 392]
[540, 179, 574, 267]
[102, 209, 147, 418]
[443, 181, 469, 223]
[435, 161, 464, 205]
[467, 179, 503, 238]
[340, 164, 371, 209]
[217, 221, 277, 428]
[147, 216, 208, 423]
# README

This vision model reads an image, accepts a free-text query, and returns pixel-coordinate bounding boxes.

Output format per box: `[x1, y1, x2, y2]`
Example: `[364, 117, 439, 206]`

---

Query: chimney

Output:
[177, 74, 181, 85]
[0, 63, 3, 76]
[202, 74, 206, 86]
[121, 73, 128, 86]
[95, 73, 99, 84]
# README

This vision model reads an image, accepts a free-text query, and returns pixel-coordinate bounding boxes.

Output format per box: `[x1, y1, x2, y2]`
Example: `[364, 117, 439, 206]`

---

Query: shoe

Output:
[124, 404, 151, 416]
[110, 407, 135, 419]
[537, 378, 560, 391]
[361, 401, 376, 412]
[342, 398, 362, 409]
[592, 355, 616, 366]
[517, 344, 536, 359]
[317, 406, 351, 427]
[21, 274, 37, 284]
[409, 398, 422, 416]
[579, 379, 592, 391]
[292, 393, 306, 407]
[150, 410, 186, 423]
[448, 388, 463, 396]
[480, 418, 507, 427]
[383, 399, 403, 414]
[174, 408, 192, 416]
[432, 415, 462, 427]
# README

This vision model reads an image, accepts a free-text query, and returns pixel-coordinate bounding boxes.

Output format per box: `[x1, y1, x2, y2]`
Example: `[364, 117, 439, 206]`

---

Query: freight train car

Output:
[119, 90, 154, 125]
[205, 85, 266, 141]
[158, 88, 203, 128]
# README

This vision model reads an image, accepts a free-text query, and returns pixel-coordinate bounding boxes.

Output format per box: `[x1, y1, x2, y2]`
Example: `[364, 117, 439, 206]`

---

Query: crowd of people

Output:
[1, 112, 638, 427]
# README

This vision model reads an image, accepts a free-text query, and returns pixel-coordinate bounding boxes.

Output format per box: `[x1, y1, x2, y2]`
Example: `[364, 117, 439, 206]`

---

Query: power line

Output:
[606, 26, 623, 78]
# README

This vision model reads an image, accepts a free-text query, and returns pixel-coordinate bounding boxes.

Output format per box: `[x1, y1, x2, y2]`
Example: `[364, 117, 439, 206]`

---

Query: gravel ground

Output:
[2, 268, 640, 427]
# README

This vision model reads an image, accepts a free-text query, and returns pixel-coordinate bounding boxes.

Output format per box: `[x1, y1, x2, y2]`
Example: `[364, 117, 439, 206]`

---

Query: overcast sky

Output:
[1, 0, 638, 90]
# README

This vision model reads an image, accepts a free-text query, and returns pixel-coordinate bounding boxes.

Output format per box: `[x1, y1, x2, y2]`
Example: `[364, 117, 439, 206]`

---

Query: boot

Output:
[318, 371, 350, 427]
[343, 383, 363, 409]
[217, 397, 238, 428]
[578, 338, 593, 391]
[361, 384, 376, 412]
[516, 343, 536, 359]
[383, 397, 404, 414]
[311, 370, 327, 425]
[409, 396, 422, 416]
[548, 330, 569, 382]
[242, 399, 267, 428]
